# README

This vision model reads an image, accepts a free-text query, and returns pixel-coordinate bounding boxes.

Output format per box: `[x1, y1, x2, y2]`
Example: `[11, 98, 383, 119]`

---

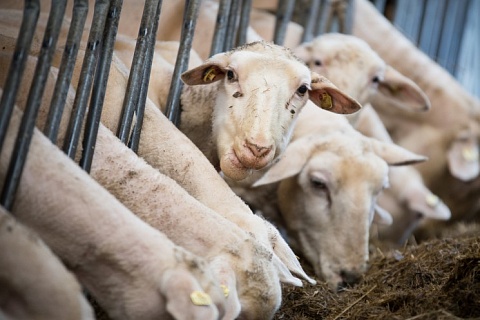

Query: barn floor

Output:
[275, 225, 480, 320]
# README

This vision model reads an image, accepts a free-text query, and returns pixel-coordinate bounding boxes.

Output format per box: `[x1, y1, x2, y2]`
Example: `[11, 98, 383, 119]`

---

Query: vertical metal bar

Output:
[273, 0, 295, 45]
[343, 0, 355, 34]
[314, 0, 326, 36]
[117, 0, 161, 144]
[317, 0, 331, 35]
[301, 0, 321, 42]
[128, 1, 162, 153]
[80, 0, 123, 172]
[0, 0, 40, 155]
[1, 0, 66, 210]
[236, 0, 252, 46]
[62, 0, 109, 159]
[436, 0, 470, 74]
[418, 0, 448, 59]
[44, 0, 88, 143]
[209, 0, 231, 57]
[164, 0, 201, 127]
[224, 0, 241, 51]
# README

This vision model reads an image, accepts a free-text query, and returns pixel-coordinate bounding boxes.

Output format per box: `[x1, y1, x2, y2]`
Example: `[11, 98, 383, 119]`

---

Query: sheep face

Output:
[294, 33, 430, 112]
[181, 41, 361, 181]
[254, 130, 427, 291]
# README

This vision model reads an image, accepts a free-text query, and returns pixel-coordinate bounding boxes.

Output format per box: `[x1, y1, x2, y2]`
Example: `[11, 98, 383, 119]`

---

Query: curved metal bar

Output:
[1, 0, 66, 210]
[62, 0, 109, 159]
[164, 0, 201, 126]
[0, 0, 40, 155]
[44, 0, 88, 143]
[128, 0, 163, 153]
[209, 0, 231, 57]
[80, 0, 123, 172]
[273, 0, 295, 45]
[117, 0, 161, 144]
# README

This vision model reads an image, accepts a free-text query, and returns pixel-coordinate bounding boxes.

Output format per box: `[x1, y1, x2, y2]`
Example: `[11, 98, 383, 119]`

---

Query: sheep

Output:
[0, 206, 94, 320]
[355, 104, 451, 246]
[352, 0, 480, 233]
[1, 101, 228, 320]
[243, 104, 428, 291]
[0, 49, 311, 318]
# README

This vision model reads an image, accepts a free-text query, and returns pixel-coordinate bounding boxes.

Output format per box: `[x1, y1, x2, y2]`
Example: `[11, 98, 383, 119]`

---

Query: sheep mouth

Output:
[220, 151, 252, 181]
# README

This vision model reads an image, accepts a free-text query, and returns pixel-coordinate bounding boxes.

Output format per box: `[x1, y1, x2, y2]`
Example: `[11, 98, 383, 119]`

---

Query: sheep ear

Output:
[253, 136, 314, 187]
[447, 132, 479, 181]
[377, 66, 431, 112]
[309, 73, 361, 115]
[369, 138, 428, 166]
[373, 204, 393, 225]
[408, 192, 451, 221]
[181, 54, 228, 85]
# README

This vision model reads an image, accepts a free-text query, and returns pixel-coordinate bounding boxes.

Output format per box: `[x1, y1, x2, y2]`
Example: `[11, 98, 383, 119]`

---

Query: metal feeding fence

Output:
[0, 0, 477, 211]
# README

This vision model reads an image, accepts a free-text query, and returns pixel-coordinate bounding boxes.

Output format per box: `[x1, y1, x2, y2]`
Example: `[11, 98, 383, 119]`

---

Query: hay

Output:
[275, 234, 480, 320]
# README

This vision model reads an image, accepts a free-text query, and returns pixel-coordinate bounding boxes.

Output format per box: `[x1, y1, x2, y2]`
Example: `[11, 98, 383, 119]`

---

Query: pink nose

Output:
[245, 140, 273, 158]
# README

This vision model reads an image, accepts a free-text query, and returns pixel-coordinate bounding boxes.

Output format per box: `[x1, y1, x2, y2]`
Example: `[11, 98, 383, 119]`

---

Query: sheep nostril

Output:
[245, 140, 272, 158]
[339, 270, 362, 287]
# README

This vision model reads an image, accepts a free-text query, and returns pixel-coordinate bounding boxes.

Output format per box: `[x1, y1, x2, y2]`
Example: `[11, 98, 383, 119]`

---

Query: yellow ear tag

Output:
[203, 68, 216, 82]
[320, 92, 333, 110]
[462, 146, 479, 162]
[425, 194, 439, 208]
[190, 291, 212, 306]
[220, 284, 230, 298]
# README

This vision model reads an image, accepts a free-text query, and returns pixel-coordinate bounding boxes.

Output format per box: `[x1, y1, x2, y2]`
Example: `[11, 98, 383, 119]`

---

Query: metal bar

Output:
[224, 0, 241, 51]
[436, 0, 470, 74]
[1, 0, 66, 210]
[317, 0, 332, 35]
[314, 0, 326, 36]
[117, 0, 161, 145]
[44, 0, 88, 143]
[164, 0, 200, 127]
[0, 0, 40, 155]
[301, 0, 321, 42]
[80, 0, 123, 172]
[393, 0, 425, 44]
[418, 0, 448, 59]
[62, 0, 109, 159]
[343, 0, 355, 34]
[209, 0, 231, 57]
[273, 0, 295, 45]
[236, 0, 252, 46]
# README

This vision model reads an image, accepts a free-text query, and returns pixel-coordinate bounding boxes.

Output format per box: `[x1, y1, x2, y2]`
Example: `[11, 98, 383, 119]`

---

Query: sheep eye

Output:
[372, 75, 380, 83]
[310, 178, 327, 190]
[227, 70, 235, 80]
[297, 85, 308, 95]
[314, 59, 322, 66]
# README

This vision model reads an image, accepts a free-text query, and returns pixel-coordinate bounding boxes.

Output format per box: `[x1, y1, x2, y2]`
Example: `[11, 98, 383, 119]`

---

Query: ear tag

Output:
[203, 67, 216, 82]
[190, 291, 212, 306]
[462, 146, 479, 162]
[425, 194, 439, 208]
[220, 284, 230, 298]
[320, 92, 333, 110]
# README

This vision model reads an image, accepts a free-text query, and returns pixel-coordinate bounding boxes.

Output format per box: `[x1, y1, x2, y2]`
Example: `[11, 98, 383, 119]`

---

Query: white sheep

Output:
[0, 206, 94, 320]
[353, 0, 480, 235]
[1, 102, 227, 320]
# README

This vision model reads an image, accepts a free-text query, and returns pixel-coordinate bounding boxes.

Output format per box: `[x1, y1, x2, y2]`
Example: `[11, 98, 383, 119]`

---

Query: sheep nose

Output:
[245, 140, 272, 158]
[337, 270, 362, 292]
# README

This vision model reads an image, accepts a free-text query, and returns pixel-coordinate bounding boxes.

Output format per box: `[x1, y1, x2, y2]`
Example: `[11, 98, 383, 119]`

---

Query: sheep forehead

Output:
[314, 34, 384, 70]
[229, 50, 311, 84]
[307, 141, 388, 190]
[229, 40, 303, 62]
